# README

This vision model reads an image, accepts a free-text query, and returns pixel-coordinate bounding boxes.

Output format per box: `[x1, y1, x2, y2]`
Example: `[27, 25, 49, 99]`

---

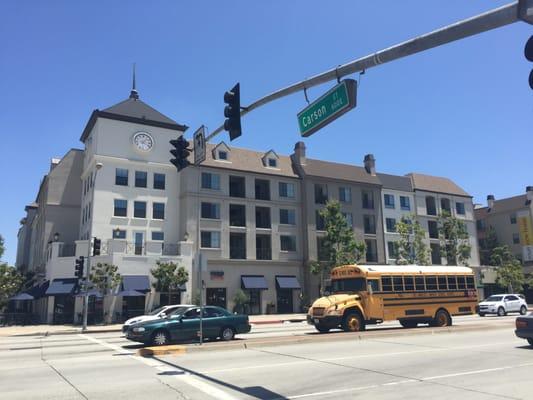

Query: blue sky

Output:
[0, 1, 531, 265]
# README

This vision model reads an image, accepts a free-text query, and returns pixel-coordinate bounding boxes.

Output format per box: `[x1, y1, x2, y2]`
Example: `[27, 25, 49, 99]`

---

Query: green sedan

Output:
[124, 305, 251, 345]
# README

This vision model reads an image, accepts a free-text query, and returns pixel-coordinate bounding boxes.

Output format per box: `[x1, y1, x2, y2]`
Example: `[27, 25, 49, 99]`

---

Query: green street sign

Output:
[297, 79, 357, 137]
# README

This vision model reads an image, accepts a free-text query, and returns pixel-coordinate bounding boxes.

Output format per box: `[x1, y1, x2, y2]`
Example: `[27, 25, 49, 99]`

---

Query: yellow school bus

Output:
[307, 264, 478, 332]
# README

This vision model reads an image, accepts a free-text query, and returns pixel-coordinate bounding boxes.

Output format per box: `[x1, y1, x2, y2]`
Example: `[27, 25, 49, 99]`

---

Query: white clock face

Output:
[133, 132, 153, 151]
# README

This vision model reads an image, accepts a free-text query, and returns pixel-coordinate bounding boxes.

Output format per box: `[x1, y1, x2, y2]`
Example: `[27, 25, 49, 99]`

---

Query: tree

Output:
[394, 214, 430, 265]
[150, 261, 189, 306]
[89, 262, 122, 295]
[0, 234, 5, 260]
[0, 264, 24, 311]
[438, 211, 471, 266]
[310, 200, 366, 291]
[479, 226, 499, 265]
[492, 245, 532, 293]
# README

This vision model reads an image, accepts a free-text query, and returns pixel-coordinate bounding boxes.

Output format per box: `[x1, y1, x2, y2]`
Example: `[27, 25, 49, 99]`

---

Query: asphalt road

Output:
[1, 315, 531, 399]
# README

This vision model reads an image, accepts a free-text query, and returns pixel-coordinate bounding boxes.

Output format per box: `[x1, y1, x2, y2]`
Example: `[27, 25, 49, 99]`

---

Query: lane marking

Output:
[79, 334, 238, 400]
[423, 362, 533, 380]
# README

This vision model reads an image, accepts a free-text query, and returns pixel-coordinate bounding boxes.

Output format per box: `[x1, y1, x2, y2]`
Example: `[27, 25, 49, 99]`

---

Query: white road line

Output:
[422, 362, 533, 380]
[79, 334, 239, 400]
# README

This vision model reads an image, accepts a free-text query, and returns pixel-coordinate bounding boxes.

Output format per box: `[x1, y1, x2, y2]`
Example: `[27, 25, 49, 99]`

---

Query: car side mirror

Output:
[160, 312, 167, 318]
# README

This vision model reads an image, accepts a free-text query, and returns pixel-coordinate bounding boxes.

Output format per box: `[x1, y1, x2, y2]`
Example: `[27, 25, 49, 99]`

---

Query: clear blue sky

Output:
[0, 1, 531, 265]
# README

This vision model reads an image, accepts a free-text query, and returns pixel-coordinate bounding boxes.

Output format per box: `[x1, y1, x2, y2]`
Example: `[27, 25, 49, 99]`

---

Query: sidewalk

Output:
[0, 313, 308, 337]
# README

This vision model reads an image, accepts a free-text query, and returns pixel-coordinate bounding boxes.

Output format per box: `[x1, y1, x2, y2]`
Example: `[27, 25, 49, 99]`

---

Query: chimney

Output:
[293, 141, 306, 166]
[364, 154, 376, 176]
[487, 194, 495, 209]
[50, 157, 60, 171]
[527, 186, 533, 203]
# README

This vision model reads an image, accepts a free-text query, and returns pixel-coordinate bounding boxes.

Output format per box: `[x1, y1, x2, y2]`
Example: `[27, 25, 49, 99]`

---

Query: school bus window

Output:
[466, 276, 475, 289]
[393, 276, 404, 291]
[368, 279, 380, 292]
[437, 276, 447, 290]
[404, 276, 415, 291]
[331, 277, 366, 293]
[447, 276, 458, 290]
[426, 276, 437, 290]
[382, 276, 392, 291]
[415, 276, 425, 291]
[458, 276, 467, 289]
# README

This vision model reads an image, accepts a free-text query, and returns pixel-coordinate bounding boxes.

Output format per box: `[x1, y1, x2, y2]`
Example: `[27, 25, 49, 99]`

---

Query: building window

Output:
[280, 209, 296, 225]
[339, 187, 352, 203]
[428, 220, 439, 239]
[430, 243, 441, 265]
[134, 201, 146, 218]
[441, 198, 451, 213]
[513, 233, 520, 244]
[364, 215, 376, 234]
[314, 184, 328, 204]
[218, 151, 228, 160]
[255, 206, 271, 229]
[114, 199, 127, 217]
[400, 196, 410, 211]
[455, 202, 465, 215]
[279, 182, 295, 198]
[384, 194, 395, 209]
[365, 239, 378, 262]
[229, 204, 246, 227]
[153, 203, 165, 220]
[387, 241, 397, 259]
[317, 237, 328, 261]
[426, 196, 437, 216]
[115, 168, 128, 186]
[268, 158, 277, 168]
[255, 179, 270, 200]
[201, 231, 220, 248]
[229, 176, 246, 198]
[229, 233, 246, 259]
[113, 229, 126, 239]
[362, 190, 374, 209]
[153, 173, 165, 190]
[510, 213, 517, 224]
[152, 231, 164, 241]
[280, 235, 296, 252]
[315, 210, 326, 231]
[386, 218, 397, 233]
[201, 202, 220, 219]
[476, 219, 486, 231]
[135, 171, 147, 188]
[201, 172, 220, 190]
[256, 234, 272, 260]
[342, 212, 353, 228]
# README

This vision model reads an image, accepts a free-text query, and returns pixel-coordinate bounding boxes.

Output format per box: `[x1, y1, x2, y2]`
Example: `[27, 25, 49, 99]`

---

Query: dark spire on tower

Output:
[129, 63, 139, 100]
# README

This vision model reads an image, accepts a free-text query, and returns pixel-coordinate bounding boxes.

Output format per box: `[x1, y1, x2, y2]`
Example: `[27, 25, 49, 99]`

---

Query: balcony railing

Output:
[256, 247, 272, 260]
[230, 246, 246, 260]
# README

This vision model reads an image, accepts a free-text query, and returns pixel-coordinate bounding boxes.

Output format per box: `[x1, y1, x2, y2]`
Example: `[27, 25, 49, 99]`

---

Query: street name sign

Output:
[297, 79, 357, 137]
[193, 125, 206, 165]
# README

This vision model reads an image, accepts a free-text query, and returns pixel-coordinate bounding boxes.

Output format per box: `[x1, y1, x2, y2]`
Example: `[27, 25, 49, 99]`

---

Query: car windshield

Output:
[148, 306, 167, 316]
[331, 278, 366, 294]
[485, 296, 503, 302]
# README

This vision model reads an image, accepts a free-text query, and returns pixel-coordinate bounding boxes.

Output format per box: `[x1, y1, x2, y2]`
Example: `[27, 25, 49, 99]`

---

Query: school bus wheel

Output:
[431, 309, 451, 327]
[342, 310, 365, 332]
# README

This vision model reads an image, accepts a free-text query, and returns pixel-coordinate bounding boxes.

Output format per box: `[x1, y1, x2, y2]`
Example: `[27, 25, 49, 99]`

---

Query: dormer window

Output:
[268, 158, 277, 168]
[212, 142, 231, 162]
[219, 151, 228, 160]
[262, 149, 279, 169]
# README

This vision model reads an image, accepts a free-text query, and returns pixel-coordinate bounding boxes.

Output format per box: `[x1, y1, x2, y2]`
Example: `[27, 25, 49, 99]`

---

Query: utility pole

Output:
[207, 0, 533, 142]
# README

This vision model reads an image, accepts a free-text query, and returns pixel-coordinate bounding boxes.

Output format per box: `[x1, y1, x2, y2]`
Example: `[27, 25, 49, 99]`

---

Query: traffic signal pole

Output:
[206, 0, 532, 142]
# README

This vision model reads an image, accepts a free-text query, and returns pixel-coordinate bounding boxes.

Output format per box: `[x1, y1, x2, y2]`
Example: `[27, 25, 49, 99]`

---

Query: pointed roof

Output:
[406, 173, 470, 197]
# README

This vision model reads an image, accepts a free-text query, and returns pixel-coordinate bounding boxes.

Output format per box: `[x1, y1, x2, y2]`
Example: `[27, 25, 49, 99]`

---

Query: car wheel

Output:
[400, 320, 418, 328]
[342, 311, 365, 332]
[151, 330, 170, 346]
[315, 325, 330, 333]
[431, 309, 451, 327]
[527, 338, 533, 346]
[220, 326, 235, 341]
[520, 306, 527, 315]
[478, 313, 485, 317]
[497, 307, 506, 317]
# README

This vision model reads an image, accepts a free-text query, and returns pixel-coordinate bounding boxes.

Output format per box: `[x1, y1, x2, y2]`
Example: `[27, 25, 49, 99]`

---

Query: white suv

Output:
[478, 294, 528, 317]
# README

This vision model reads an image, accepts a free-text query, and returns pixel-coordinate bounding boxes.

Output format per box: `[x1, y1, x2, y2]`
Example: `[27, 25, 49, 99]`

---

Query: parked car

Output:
[122, 304, 194, 332]
[124, 305, 251, 345]
[515, 313, 533, 346]
[478, 294, 528, 317]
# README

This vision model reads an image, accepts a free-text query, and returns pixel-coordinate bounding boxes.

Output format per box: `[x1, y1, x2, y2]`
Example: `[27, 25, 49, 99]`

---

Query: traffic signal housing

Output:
[93, 238, 101, 256]
[223, 83, 242, 141]
[525, 35, 533, 90]
[75, 256, 85, 280]
[170, 136, 191, 172]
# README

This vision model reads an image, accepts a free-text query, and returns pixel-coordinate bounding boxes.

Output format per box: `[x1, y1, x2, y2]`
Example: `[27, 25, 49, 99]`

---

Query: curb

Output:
[251, 318, 306, 325]
[4, 327, 122, 337]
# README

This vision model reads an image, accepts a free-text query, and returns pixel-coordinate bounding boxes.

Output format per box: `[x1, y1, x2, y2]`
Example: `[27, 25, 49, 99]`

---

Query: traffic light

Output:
[93, 238, 101, 256]
[169, 136, 191, 172]
[525, 35, 533, 90]
[223, 83, 242, 141]
[75, 256, 85, 280]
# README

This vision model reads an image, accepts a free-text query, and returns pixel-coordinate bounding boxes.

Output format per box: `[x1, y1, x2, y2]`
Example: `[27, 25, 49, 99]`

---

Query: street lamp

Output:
[53, 232, 60, 242]
[113, 227, 121, 239]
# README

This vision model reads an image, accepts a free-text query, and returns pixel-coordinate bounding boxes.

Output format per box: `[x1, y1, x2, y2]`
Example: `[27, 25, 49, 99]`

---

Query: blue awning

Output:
[74, 289, 103, 298]
[27, 281, 49, 299]
[10, 293, 34, 301]
[276, 276, 301, 290]
[121, 275, 151, 293]
[45, 279, 78, 296]
[241, 275, 268, 290]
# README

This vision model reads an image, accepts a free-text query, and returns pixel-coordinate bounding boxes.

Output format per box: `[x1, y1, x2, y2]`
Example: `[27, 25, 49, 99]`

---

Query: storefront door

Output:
[53, 295, 74, 324]
[276, 289, 293, 314]
[246, 289, 261, 315]
[206, 288, 227, 309]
